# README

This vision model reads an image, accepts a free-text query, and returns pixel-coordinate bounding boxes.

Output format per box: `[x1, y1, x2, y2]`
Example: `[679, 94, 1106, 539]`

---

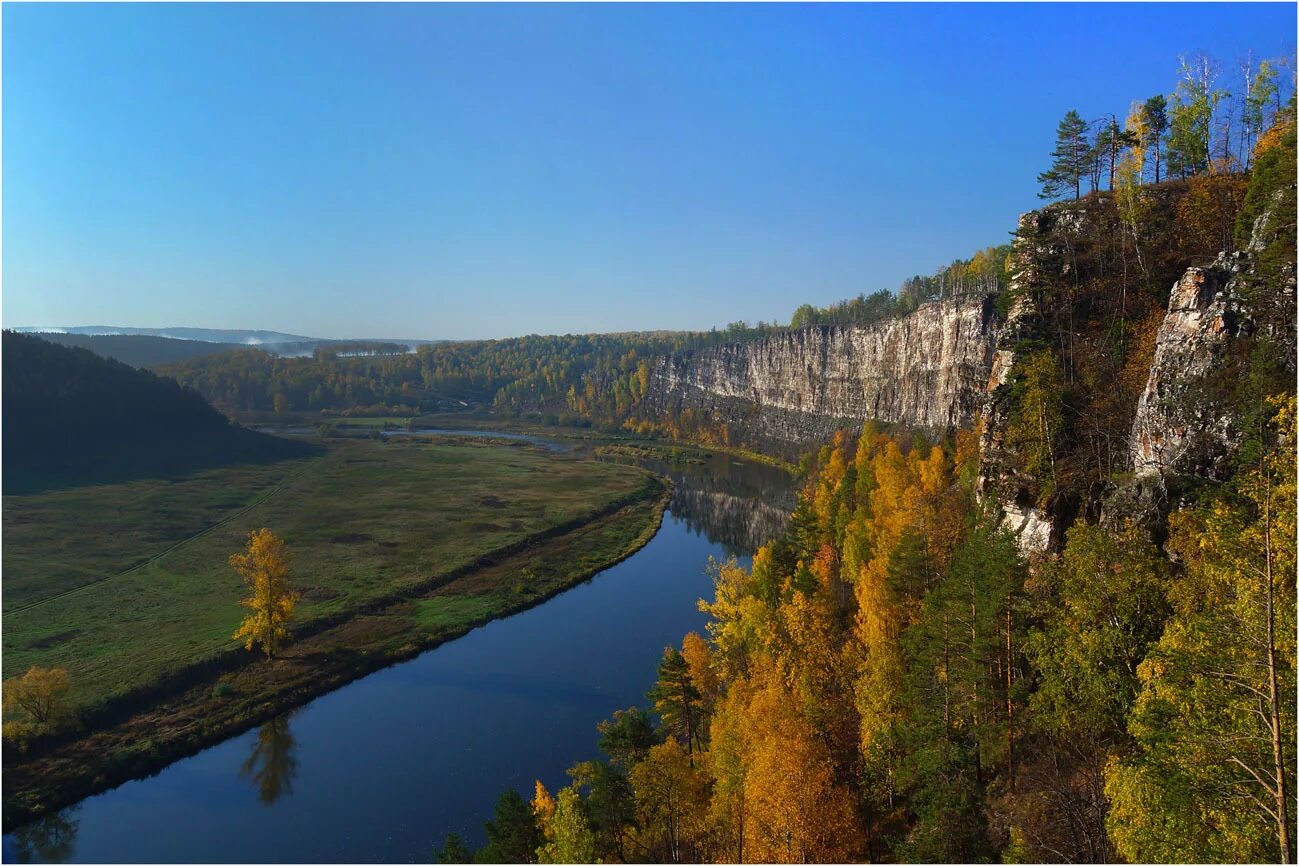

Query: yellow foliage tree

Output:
[699, 556, 772, 681]
[3, 666, 72, 739]
[629, 738, 709, 862]
[532, 779, 557, 829]
[680, 631, 719, 707]
[231, 528, 298, 658]
[740, 663, 864, 862]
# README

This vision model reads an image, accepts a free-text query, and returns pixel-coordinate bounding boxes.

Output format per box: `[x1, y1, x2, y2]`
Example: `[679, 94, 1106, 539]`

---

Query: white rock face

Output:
[645, 296, 998, 445]
[1128, 260, 1240, 478]
[1000, 502, 1053, 554]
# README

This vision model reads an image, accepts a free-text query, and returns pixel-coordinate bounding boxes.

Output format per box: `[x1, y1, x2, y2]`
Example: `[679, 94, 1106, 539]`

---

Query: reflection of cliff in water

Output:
[601, 451, 799, 556]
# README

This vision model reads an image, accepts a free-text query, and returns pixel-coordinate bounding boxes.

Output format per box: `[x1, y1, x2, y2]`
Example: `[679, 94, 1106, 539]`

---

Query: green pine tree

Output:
[1038, 110, 1091, 200]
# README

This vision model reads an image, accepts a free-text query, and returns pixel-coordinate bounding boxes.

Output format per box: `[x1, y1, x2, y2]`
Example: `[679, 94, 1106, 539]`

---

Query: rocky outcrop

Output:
[1128, 257, 1245, 480]
[641, 296, 999, 453]
[1106, 218, 1295, 525]
[976, 211, 1058, 554]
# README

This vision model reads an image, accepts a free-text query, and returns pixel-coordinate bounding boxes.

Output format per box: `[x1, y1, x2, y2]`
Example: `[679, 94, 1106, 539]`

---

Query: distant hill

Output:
[14, 326, 317, 344]
[18, 329, 441, 367]
[23, 333, 247, 368]
[2, 331, 314, 492]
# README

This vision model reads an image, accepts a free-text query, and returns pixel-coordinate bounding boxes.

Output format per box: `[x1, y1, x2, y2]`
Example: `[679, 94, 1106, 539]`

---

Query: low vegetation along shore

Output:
[2, 435, 670, 829]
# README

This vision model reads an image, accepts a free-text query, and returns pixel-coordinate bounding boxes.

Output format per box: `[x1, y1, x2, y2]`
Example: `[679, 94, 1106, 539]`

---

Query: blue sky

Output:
[4, 3, 1294, 340]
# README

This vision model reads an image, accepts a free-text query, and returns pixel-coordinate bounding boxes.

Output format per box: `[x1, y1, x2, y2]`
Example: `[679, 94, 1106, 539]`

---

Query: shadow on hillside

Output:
[3, 429, 322, 495]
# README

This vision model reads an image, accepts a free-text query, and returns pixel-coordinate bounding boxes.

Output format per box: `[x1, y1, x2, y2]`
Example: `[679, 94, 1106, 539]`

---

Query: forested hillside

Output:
[26, 332, 246, 367]
[153, 327, 785, 419]
[449, 63, 1297, 866]
[484, 409, 1291, 863]
[2, 332, 310, 491]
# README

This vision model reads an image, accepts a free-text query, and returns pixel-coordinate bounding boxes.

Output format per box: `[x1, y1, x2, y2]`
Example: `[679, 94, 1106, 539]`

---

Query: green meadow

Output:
[2, 437, 654, 713]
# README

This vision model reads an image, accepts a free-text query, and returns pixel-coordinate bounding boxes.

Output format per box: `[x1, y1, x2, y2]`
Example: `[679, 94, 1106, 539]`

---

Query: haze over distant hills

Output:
[13, 325, 317, 344]
[15, 328, 447, 369]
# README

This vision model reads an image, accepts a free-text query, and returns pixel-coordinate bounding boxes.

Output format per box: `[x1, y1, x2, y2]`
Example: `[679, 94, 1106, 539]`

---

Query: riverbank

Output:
[5, 438, 652, 718]
[3, 477, 670, 830]
[393, 414, 803, 474]
[236, 410, 805, 475]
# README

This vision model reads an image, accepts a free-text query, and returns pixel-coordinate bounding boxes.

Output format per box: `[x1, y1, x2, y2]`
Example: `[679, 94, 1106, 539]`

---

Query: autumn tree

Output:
[628, 739, 709, 862]
[705, 677, 752, 864]
[231, 528, 298, 658]
[535, 785, 598, 864]
[2, 666, 72, 742]
[740, 664, 864, 862]
[699, 556, 773, 681]
[1039, 110, 1091, 200]
[1117, 103, 1152, 278]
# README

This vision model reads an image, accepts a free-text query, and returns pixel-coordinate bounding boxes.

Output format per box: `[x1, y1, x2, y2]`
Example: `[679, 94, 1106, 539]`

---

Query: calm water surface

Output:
[4, 443, 795, 863]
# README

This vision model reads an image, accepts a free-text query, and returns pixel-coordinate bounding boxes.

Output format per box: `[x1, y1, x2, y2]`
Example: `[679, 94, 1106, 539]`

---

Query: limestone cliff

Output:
[1127, 256, 1246, 481]
[634, 181, 1290, 556]
[641, 296, 999, 454]
[1108, 215, 1296, 525]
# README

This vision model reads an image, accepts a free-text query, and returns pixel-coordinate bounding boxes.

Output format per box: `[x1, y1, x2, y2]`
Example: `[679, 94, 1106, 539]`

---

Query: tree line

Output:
[158, 253, 1009, 432]
[787, 245, 1012, 331]
[1040, 51, 1293, 200]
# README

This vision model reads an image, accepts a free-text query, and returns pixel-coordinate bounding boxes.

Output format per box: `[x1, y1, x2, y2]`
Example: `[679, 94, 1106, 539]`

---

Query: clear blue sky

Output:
[4, 3, 1294, 340]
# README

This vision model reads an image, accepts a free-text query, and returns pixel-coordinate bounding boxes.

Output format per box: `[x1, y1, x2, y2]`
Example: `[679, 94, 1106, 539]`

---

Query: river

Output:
[3, 441, 797, 863]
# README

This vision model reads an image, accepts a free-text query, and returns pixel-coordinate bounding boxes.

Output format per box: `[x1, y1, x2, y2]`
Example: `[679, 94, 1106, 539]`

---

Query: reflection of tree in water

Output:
[241, 712, 298, 805]
[604, 452, 799, 555]
[9, 808, 79, 863]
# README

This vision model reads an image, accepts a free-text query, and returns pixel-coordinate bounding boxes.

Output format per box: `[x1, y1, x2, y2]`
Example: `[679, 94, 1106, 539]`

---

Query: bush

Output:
[3, 720, 36, 752]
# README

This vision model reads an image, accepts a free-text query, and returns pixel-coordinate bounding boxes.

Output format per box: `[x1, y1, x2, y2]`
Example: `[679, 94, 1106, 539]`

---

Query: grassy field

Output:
[3, 459, 314, 609]
[2, 437, 654, 714]
[4, 486, 668, 827]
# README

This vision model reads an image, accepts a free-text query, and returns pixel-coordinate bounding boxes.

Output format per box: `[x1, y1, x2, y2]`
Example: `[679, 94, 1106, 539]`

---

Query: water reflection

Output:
[599, 449, 798, 555]
[7, 809, 79, 864]
[241, 712, 299, 805]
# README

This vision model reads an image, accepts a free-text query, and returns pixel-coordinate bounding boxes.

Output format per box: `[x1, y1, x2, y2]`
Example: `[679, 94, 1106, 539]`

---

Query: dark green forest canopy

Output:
[2, 331, 312, 492]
